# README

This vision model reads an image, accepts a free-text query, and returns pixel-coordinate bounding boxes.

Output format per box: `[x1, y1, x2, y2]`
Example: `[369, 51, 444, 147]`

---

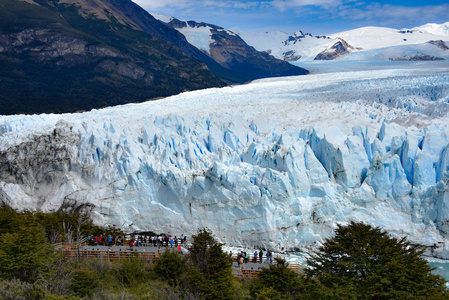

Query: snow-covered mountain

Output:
[236, 22, 449, 62]
[1, 64, 449, 257]
[232, 29, 337, 61]
[151, 13, 307, 81]
[148, 13, 449, 63]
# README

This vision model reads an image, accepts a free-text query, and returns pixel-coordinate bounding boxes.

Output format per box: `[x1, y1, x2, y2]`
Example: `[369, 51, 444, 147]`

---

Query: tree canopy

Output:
[154, 248, 186, 286]
[0, 215, 53, 283]
[249, 264, 301, 300]
[187, 227, 235, 300]
[301, 221, 448, 299]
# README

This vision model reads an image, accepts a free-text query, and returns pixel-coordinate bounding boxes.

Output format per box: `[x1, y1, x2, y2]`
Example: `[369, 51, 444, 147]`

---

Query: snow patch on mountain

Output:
[176, 26, 213, 54]
[151, 12, 173, 24]
[152, 13, 214, 54]
[413, 22, 449, 37]
[1, 66, 449, 256]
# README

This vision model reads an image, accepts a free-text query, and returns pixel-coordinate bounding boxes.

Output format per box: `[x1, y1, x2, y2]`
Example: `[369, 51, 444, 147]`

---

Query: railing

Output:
[287, 263, 306, 276]
[232, 269, 262, 279]
[231, 263, 306, 279]
[61, 245, 307, 279]
[63, 248, 162, 263]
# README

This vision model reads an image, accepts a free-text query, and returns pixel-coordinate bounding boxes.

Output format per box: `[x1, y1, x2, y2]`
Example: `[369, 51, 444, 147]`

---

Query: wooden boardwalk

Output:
[60, 244, 306, 279]
[63, 248, 161, 263]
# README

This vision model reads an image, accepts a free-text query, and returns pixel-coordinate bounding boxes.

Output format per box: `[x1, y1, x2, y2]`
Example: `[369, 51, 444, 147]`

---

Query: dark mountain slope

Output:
[0, 0, 224, 115]
[99, 0, 249, 83]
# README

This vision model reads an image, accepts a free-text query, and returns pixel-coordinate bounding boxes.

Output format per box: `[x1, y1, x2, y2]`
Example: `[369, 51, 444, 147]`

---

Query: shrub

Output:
[0, 218, 54, 283]
[154, 248, 186, 286]
[249, 264, 301, 299]
[115, 257, 149, 286]
[69, 268, 99, 297]
[0, 278, 49, 300]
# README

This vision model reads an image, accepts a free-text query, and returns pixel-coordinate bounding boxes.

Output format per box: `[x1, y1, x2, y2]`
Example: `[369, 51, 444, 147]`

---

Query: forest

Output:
[0, 205, 447, 299]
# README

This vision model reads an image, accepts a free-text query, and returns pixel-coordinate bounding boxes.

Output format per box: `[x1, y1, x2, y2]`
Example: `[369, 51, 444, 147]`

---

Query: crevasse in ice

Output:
[1, 67, 449, 257]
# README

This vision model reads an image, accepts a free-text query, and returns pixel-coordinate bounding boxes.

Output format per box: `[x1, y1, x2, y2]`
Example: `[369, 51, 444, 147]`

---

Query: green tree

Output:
[0, 215, 55, 283]
[154, 248, 186, 286]
[249, 264, 301, 299]
[115, 256, 149, 286]
[187, 227, 235, 300]
[0, 205, 20, 235]
[301, 221, 448, 300]
[69, 268, 99, 297]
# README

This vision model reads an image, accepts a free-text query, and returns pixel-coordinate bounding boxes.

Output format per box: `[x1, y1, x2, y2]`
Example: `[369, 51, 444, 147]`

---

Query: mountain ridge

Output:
[234, 22, 449, 62]
[0, 0, 308, 115]
[0, 0, 227, 115]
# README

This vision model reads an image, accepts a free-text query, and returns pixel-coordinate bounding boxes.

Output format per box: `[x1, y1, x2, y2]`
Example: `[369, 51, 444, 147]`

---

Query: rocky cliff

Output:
[0, 0, 226, 115]
[314, 39, 354, 60]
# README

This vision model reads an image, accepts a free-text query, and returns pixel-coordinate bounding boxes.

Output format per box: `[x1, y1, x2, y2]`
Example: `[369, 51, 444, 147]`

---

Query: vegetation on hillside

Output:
[0, 0, 224, 115]
[0, 206, 446, 299]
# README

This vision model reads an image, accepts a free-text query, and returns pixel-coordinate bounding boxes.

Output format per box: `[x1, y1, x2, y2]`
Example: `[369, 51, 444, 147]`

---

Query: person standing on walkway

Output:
[238, 255, 244, 273]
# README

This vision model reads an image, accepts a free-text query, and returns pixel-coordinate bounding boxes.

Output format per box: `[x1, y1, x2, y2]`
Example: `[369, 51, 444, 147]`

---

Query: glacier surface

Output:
[1, 66, 449, 256]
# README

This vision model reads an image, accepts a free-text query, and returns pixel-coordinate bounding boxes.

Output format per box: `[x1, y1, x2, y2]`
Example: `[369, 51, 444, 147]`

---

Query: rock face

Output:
[389, 53, 445, 61]
[283, 50, 302, 62]
[157, 17, 309, 81]
[1, 68, 449, 257]
[0, 0, 224, 115]
[428, 40, 449, 51]
[314, 39, 354, 60]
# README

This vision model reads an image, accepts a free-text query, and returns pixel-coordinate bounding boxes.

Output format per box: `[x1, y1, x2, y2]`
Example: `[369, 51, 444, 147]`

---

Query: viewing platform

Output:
[59, 243, 306, 279]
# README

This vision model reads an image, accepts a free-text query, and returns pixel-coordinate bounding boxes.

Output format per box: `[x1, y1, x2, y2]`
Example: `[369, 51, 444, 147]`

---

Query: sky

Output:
[131, 0, 449, 35]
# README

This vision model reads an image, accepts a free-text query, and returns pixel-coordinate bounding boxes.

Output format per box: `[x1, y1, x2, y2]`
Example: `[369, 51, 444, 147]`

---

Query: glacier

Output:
[1, 65, 449, 257]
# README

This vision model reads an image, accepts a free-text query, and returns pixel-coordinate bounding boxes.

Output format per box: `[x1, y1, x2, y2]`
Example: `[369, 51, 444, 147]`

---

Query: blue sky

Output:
[132, 0, 449, 35]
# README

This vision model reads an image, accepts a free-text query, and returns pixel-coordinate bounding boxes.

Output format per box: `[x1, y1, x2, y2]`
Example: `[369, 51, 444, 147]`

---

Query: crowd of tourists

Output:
[86, 234, 279, 269]
[86, 233, 187, 248]
[233, 250, 275, 270]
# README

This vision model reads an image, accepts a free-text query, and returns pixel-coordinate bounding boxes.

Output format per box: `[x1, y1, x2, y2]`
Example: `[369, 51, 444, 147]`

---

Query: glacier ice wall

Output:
[1, 68, 449, 256]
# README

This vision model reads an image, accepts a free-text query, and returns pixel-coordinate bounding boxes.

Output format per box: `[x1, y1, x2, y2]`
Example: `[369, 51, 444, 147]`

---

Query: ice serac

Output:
[1, 68, 449, 257]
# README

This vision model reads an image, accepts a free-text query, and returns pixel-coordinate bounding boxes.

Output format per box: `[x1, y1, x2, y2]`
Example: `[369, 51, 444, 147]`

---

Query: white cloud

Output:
[336, 3, 449, 27]
[131, 0, 449, 33]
